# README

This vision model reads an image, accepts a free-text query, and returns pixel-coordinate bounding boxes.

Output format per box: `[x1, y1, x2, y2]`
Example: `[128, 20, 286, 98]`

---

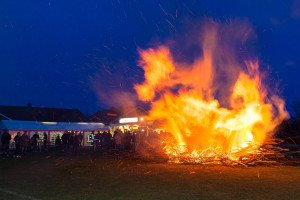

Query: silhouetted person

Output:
[124, 130, 131, 150]
[21, 132, 30, 157]
[43, 132, 48, 150]
[14, 132, 22, 157]
[61, 131, 69, 152]
[90, 131, 95, 149]
[68, 131, 75, 150]
[72, 132, 81, 156]
[69, 132, 75, 154]
[112, 131, 117, 149]
[1, 130, 11, 157]
[94, 132, 101, 152]
[98, 131, 103, 150]
[104, 130, 112, 150]
[55, 135, 62, 150]
[131, 132, 136, 152]
[114, 131, 123, 152]
[79, 132, 83, 147]
[32, 132, 39, 152]
[102, 131, 109, 151]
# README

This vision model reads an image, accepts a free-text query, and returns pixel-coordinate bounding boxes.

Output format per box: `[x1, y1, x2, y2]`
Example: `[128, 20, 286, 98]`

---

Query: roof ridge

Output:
[0, 105, 81, 111]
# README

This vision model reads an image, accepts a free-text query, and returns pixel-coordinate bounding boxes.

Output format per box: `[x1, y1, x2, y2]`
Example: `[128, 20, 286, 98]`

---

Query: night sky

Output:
[0, 0, 300, 116]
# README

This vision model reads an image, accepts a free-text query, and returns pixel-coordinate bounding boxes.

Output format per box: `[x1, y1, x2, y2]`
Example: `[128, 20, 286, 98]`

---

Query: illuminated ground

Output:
[0, 150, 299, 200]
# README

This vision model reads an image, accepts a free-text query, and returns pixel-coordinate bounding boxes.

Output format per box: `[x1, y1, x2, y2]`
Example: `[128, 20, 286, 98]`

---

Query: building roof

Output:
[88, 107, 120, 125]
[0, 104, 87, 122]
[119, 105, 148, 118]
[88, 105, 149, 125]
[0, 120, 109, 131]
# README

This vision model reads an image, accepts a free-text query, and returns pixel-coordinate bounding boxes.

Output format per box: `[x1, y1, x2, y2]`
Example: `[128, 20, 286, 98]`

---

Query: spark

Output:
[165, 19, 175, 29]
[139, 11, 147, 24]
[158, 4, 168, 16]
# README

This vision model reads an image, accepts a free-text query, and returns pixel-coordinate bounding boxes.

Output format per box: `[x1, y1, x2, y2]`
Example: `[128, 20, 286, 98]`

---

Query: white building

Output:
[0, 120, 109, 148]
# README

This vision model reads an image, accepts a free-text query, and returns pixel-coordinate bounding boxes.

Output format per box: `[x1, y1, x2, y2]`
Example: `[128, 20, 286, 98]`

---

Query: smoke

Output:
[90, 72, 139, 109]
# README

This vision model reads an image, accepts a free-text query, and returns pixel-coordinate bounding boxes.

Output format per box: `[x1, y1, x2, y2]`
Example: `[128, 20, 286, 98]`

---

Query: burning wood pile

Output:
[133, 22, 297, 166]
[163, 138, 299, 166]
[132, 135, 299, 166]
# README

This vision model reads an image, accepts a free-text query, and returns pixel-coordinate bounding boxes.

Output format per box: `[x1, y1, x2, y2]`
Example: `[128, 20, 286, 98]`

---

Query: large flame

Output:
[135, 26, 289, 162]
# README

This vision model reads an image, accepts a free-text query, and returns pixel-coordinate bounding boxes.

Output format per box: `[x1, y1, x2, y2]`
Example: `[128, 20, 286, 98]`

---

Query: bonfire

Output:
[134, 23, 295, 166]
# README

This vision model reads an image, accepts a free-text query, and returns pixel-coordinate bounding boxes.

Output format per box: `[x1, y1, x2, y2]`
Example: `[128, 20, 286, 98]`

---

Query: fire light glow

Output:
[134, 24, 289, 162]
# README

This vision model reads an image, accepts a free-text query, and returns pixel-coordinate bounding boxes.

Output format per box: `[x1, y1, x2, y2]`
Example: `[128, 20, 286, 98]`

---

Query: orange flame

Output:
[135, 28, 289, 162]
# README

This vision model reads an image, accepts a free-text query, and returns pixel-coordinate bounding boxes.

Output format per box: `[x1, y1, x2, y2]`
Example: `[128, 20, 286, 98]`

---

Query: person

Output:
[69, 132, 75, 153]
[135, 131, 142, 152]
[103, 130, 112, 151]
[102, 131, 108, 151]
[114, 131, 122, 152]
[55, 135, 62, 150]
[93, 131, 100, 152]
[43, 132, 48, 150]
[124, 130, 131, 150]
[131, 132, 136, 152]
[79, 132, 83, 147]
[68, 131, 74, 150]
[112, 130, 117, 149]
[98, 131, 103, 151]
[89, 131, 95, 149]
[31, 132, 39, 152]
[107, 130, 112, 148]
[21, 131, 30, 157]
[72, 132, 81, 156]
[14, 132, 22, 157]
[61, 131, 69, 152]
[1, 130, 11, 157]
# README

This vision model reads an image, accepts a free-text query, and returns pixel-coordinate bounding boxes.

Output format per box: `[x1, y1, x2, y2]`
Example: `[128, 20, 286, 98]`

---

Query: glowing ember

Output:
[135, 24, 289, 163]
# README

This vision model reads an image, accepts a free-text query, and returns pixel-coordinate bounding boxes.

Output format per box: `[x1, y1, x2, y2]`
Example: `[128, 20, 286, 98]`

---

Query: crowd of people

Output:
[91, 129, 163, 153]
[0, 130, 48, 158]
[112, 129, 164, 154]
[0, 129, 167, 158]
[56, 131, 83, 156]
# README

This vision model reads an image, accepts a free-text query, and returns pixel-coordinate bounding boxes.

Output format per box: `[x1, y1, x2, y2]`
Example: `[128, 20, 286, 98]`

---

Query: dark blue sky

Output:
[0, 0, 299, 116]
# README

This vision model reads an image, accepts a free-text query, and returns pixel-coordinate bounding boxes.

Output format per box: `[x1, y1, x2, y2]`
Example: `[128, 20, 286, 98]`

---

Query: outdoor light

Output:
[42, 122, 57, 125]
[119, 117, 138, 123]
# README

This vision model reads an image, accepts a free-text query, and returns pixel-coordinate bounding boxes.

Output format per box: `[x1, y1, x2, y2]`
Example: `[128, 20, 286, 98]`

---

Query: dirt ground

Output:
[0, 150, 299, 200]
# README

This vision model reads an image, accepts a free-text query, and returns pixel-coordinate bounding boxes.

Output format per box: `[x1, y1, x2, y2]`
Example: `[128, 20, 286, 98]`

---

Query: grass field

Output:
[0, 150, 299, 200]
